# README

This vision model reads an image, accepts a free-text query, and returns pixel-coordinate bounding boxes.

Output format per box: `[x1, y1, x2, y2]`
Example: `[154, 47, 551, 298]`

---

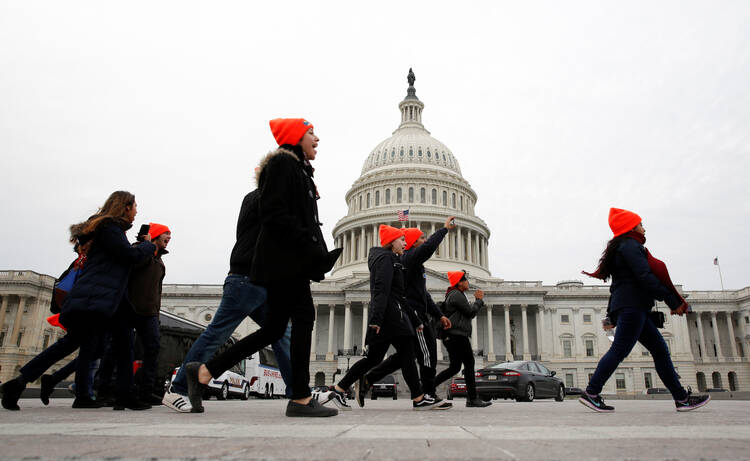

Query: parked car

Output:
[168, 363, 251, 400]
[447, 377, 467, 400]
[475, 361, 565, 402]
[370, 374, 398, 400]
[565, 387, 583, 396]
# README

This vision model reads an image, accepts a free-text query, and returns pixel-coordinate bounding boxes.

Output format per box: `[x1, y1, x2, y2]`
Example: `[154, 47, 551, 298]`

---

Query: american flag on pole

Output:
[713, 257, 719, 265]
[397, 209, 410, 222]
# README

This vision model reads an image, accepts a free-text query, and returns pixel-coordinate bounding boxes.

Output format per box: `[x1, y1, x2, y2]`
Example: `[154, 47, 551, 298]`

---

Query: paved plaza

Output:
[0, 398, 748, 461]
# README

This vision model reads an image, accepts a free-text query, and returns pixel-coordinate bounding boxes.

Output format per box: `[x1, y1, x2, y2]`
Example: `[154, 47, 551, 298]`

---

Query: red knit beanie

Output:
[379, 224, 404, 246]
[149, 222, 171, 240]
[447, 271, 466, 287]
[608, 208, 641, 237]
[269, 118, 313, 146]
[403, 228, 424, 250]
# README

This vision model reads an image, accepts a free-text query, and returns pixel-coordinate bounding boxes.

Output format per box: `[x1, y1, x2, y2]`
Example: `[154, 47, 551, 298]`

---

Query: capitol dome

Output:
[331, 69, 491, 277]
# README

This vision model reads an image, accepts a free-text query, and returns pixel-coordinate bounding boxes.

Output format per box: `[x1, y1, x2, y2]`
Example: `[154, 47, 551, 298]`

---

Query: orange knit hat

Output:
[447, 270, 466, 287]
[379, 224, 404, 246]
[149, 222, 171, 240]
[269, 118, 313, 146]
[608, 208, 641, 237]
[403, 228, 424, 250]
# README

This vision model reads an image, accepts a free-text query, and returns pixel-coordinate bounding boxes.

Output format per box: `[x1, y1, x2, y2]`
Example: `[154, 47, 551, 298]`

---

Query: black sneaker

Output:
[184, 362, 206, 413]
[1, 378, 26, 411]
[354, 375, 369, 408]
[675, 392, 710, 412]
[40, 374, 55, 406]
[286, 398, 338, 417]
[466, 397, 492, 408]
[427, 393, 453, 410]
[72, 398, 105, 409]
[324, 388, 352, 411]
[113, 396, 152, 411]
[413, 394, 441, 411]
[578, 391, 614, 413]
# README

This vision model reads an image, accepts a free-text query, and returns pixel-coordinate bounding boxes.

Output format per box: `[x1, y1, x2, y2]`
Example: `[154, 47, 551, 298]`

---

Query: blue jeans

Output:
[172, 274, 292, 397]
[586, 307, 687, 400]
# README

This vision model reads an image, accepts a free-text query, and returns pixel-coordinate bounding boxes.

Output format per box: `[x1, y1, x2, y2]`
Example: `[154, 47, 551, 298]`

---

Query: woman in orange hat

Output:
[579, 208, 709, 413]
[327, 225, 443, 411]
[433, 270, 491, 408]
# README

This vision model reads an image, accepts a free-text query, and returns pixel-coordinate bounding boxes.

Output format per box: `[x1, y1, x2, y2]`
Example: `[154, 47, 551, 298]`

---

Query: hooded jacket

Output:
[250, 146, 340, 285]
[366, 246, 421, 345]
[229, 189, 261, 276]
[60, 218, 155, 324]
[128, 245, 167, 317]
[441, 289, 483, 338]
[400, 227, 448, 323]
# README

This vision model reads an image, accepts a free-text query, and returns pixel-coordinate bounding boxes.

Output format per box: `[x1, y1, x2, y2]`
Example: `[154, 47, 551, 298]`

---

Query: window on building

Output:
[16, 330, 24, 347]
[588, 372, 594, 382]
[0, 330, 5, 346]
[43, 334, 50, 349]
[408, 187, 414, 202]
[459, 195, 463, 210]
[397, 188, 402, 203]
[713, 344, 718, 356]
[420, 187, 426, 203]
[565, 373, 574, 388]
[561, 314, 569, 324]
[452, 193, 456, 208]
[745, 316, 749, 324]
[642, 347, 650, 357]
[431, 189, 437, 204]
[644, 372, 653, 389]
[375, 190, 380, 206]
[442, 191, 447, 206]
[583, 314, 592, 324]
[616, 373, 626, 390]
[358, 195, 362, 211]
[563, 340, 572, 358]
[366, 192, 370, 208]
[585, 340, 594, 357]
[385, 189, 391, 204]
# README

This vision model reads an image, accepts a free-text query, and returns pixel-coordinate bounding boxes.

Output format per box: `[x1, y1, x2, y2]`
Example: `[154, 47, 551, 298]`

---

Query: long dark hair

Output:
[592, 235, 628, 281]
[74, 191, 135, 237]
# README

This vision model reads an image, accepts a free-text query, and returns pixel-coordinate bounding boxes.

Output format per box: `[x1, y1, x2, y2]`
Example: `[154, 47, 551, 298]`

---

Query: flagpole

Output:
[715, 258, 725, 291]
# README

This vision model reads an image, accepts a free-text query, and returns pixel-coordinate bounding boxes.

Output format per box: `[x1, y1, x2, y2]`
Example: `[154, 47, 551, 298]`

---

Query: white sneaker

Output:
[321, 389, 352, 411]
[162, 387, 193, 413]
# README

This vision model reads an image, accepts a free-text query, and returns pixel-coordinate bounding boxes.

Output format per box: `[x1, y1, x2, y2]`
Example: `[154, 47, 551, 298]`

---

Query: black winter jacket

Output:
[60, 219, 155, 324]
[128, 246, 167, 317]
[608, 237, 681, 315]
[400, 227, 448, 323]
[441, 289, 483, 338]
[250, 146, 341, 285]
[229, 189, 261, 276]
[366, 246, 421, 346]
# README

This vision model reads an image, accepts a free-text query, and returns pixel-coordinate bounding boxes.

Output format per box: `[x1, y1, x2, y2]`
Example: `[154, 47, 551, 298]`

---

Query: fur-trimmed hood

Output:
[254, 146, 303, 185]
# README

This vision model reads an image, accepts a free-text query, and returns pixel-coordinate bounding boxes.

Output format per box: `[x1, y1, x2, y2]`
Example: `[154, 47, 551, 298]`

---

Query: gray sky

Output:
[1, 1, 748, 291]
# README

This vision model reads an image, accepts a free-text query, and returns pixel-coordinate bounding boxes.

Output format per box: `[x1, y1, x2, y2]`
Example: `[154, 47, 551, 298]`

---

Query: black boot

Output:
[113, 396, 152, 411]
[40, 374, 55, 406]
[466, 397, 492, 408]
[1, 378, 26, 411]
[72, 398, 105, 409]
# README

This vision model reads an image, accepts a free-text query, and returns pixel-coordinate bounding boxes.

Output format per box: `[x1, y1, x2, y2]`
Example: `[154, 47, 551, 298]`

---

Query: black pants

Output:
[434, 334, 477, 399]
[365, 324, 437, 396]
[338, 336, 423, 399]
[206, 279, 314, 400]
[63, 313, 108, 400]
[132, 314, 160, 398]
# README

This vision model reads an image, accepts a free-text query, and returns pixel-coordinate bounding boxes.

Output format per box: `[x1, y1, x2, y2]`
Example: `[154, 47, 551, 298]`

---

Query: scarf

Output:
[583, 231, 687, 313]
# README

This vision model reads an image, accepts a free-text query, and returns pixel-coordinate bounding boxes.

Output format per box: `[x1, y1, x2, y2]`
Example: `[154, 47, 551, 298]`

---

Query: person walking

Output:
[434, 270, 491, 408]
[328, 225, 442, 411]
[350, 217, 456, 408]
[162, 184, 292, 413]
[579, 207, 710, 413]
[1, 191, 155, 410]
[127, 222, 171, 405]
[183, 118, 341, 417]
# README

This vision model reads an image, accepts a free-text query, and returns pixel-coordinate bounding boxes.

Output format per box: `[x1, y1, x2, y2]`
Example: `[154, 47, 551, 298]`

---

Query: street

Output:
[0, 397, 748, 460]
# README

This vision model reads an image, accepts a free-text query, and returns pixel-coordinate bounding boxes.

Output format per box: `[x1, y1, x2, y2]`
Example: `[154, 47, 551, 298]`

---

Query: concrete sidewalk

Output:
[0, 398, 747, 460]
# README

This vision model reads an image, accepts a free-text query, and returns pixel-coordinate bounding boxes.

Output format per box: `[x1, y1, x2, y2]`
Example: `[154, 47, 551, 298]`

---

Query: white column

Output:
[459, 228, 465, 261]
[310, 304, 318, 360]
[361, 301, 369, 351]
[537, 306, 546, 360]
[360, 227, 366, 261]
[521, 304, 530, 360]
[696, 313, 708, 360]
[342, 232, 348, 264]
[504, 305, 513, 360]
[474, 232, 479, 264]
[711, 311, 724, 359]
[326, 304, 336, 361]
[487, 304, 495, 361]
[726, 312, 739, 359]
[343, 301, 352, 353]
[471, 317, 478, 352]
[0, 296, 8, 335]
[10, 296, 26, 346]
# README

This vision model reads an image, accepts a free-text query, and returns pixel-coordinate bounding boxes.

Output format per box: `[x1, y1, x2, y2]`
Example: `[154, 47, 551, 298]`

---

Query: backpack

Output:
[50, 255, 85, 314]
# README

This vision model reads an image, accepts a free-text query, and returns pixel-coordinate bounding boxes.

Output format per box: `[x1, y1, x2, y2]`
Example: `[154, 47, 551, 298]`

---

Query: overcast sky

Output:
[1, 1, 748, 291]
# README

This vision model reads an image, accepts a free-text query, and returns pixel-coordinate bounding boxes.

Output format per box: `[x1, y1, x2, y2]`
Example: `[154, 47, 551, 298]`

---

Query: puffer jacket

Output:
[441, 289, 483, 338]
[366, 246, 421, 345]
[60, 218, 155, 325]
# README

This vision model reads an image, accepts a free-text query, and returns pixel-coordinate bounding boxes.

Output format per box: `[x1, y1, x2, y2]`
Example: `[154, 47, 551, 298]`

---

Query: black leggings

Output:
[206, 279, 314, 400]
[338, 336, 423, 399]
[434, 334, 476, 399]
[365, 325, 438, 396]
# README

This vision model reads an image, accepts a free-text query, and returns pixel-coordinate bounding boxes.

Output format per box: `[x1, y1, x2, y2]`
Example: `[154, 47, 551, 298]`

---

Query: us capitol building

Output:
[2, 71, 749, 395]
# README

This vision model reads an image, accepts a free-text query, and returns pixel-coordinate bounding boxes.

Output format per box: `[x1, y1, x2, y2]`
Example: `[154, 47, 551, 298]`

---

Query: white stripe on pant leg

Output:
[416, 330, 430, 366]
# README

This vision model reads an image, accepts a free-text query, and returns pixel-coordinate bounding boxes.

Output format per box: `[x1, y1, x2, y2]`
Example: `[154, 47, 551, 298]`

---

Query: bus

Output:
[243, 347, 286, 398]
